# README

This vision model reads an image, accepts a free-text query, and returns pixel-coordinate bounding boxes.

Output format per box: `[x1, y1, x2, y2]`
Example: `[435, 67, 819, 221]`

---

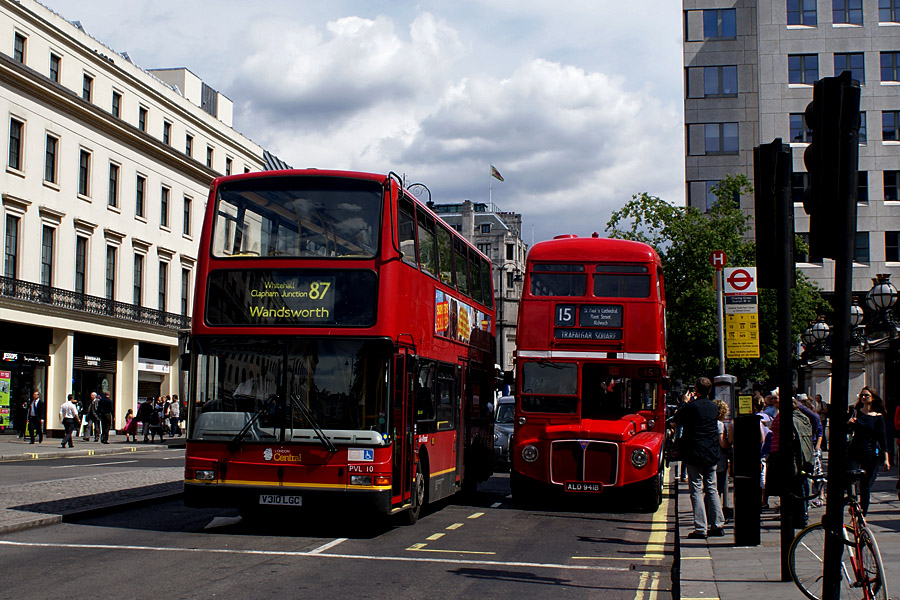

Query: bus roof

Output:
[527, 235, 661, 267]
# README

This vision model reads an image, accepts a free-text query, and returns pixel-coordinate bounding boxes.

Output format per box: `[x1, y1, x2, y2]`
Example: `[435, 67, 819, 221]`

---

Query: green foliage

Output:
[606, 174, 827, 385]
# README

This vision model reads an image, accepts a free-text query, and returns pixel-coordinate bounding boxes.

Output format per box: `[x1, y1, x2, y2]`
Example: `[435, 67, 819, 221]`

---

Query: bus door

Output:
[391, 351, 415, 505]
[455, 362, 466, 483]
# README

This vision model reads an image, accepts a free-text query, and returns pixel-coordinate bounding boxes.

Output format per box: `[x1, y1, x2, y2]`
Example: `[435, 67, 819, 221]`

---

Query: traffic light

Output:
[754, 139, 794, 289]
[802, 72, 860, 259]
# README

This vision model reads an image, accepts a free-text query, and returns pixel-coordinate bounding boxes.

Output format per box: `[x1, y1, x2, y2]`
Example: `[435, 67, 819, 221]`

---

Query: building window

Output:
[105, 245, 116, 300]
[792, 172, 809, 204]
[834, 52, 864, 84]
[163, 121, 171, 145]
[787, 0, 817, 25]
[8, 117, 23, 171]
[833, 0, 863, 24]
[183, 196, 192, 236]
[49, 53, 60, 83]
[477, 242, 490, 255]
[181, 267, 191, 316]
[185, 134, 193, 157]
[703, 65, 738, 96]
[111, 91, 121, 118]
[506, 244, 514, 260]
[790, 113, 811, 143]
[881, 0, 900, 22]
[854, 232, 869, 262]
[881, 52, 900, 82]
[885, 170, 900, 201]
[206, 146, 214, 168]
[78, 149, 91, 197]
[82, 73, 93, 102]
[884, 111, 900, 141]
[44, 135, 59, 183]
[133, 253, 143, 306]
[136, 174, 146, 217]
[886, 231, 900, 261]
[705, 123, 739, 154]
[225, 157, 233, 176]
[160, 186, 169, 228]
[75, 236, 87, 295]
[14, 33, 26, 63]
[789, 54, 818, 84]
[138, 106, 148, 132]
[858, 171, 868, 203]
[108, 163, 119, 207]
[158, 261, 168, 312]
[4, 215, 18, 278]
[480, 223, 491, 234]
[859, 112, 867, 144]
[703, 9, 736, 38]
[41, 225, 54, 287]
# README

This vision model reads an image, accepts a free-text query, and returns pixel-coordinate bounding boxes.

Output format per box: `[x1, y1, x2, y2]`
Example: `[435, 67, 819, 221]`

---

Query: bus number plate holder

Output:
[564, 481, 602, 493]
[259, 494, 303, 506]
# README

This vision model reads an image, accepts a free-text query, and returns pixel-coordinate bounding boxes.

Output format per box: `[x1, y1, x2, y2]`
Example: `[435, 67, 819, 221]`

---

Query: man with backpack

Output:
[769, 396, 817, 527]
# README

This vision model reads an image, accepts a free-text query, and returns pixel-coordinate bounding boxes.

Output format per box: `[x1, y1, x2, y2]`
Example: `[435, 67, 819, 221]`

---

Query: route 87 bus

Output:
[510, 234, 667, 510]
[182, 170, 496, 525]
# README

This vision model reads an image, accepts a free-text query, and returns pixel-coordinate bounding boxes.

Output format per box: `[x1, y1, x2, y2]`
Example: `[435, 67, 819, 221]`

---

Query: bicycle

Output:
[789, 469, 889, 600]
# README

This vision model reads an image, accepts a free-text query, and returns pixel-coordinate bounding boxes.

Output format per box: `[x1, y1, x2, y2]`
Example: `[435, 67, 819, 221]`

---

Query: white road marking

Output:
[204, 517, 243, 529]
[308, 538, 348, 554]
[491, 502, 502, 508]
[0, 540, 630, 572]
[51, 460, 138, 469]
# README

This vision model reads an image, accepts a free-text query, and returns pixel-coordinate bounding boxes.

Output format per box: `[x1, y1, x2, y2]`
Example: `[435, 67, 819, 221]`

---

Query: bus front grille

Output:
[549, 440, 618, 486]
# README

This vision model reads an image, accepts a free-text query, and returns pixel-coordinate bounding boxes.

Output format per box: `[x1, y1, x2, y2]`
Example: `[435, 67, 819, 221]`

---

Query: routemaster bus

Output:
[510, 234, 667, 510]
[182, 170, 496, 524]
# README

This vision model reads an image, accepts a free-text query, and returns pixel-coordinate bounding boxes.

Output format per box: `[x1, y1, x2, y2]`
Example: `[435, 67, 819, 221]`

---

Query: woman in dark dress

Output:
[848, 386, 890, 515]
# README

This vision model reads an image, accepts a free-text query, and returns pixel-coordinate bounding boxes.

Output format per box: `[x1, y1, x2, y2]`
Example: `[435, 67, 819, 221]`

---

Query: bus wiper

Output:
[226, 394, 278, 453]
[290, 394, 337, 453]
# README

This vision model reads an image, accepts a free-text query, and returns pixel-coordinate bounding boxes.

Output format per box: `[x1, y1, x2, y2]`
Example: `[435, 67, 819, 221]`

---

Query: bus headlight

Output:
[350, 475, 373, 486]
[194, 469, 216, 481]
[522, 445, 539, 463]
[631, 449, 650, 469]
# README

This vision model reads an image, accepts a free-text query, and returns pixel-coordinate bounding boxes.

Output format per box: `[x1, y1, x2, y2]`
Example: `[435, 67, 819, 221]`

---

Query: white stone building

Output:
[0, 0, 265, 437]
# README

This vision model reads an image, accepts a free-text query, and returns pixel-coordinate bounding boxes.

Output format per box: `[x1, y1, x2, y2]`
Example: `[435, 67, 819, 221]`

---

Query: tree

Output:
[606, 174, 827, 386]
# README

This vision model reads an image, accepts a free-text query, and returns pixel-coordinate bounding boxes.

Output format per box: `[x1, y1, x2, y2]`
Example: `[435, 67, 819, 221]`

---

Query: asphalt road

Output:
[0, 472, 673, 600]
[0, 448, 185, 484]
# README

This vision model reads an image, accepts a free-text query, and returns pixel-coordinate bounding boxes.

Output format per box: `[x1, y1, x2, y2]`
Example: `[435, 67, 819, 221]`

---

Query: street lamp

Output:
[850, 299, 865, 346]
[866, 273, 898, 311]
[803, 316, 831, 357]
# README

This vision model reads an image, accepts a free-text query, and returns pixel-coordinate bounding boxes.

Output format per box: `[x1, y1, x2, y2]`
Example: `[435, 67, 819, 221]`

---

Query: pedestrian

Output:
[147, 397, 165, 443]
[58, 393, 80, 448]
[97, 391, 113, 444]
[123, 409, 138, 443]
[27, 391, 44, 444]
[84, 392, 100, 442]
[673, 377, 725, 539]
[848, 386, 890, 515]
[815, 393, 829, 451]
[136, 397, 154, 443]
[168, 394, 181, 436]
[15, 394, 27, 439]
[763, 390, 779, 419]
[79, 392, 94, 439]
[715, 399, 732, 520]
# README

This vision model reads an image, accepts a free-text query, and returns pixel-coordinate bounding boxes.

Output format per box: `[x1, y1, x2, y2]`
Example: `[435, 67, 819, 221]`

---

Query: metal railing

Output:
[0, 275, 190, 330]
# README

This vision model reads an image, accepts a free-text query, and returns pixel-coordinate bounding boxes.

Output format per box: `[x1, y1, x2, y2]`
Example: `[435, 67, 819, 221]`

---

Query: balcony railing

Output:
[0, 275, 190, 331]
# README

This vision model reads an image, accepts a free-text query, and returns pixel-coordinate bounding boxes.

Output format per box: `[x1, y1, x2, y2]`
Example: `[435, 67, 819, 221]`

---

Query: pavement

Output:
[2, 433, 899, 599]
[673, 459, 900, 600]
[0, 432, 185, 534]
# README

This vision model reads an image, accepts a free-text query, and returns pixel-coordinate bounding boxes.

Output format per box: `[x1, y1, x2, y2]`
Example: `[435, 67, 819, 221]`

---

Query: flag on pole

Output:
[490, 165, 504, 182]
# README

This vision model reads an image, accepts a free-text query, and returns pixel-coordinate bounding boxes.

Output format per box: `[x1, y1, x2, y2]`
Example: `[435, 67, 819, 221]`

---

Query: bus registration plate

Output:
[259, 494, 302, 506]
[564, 481, 602, 493]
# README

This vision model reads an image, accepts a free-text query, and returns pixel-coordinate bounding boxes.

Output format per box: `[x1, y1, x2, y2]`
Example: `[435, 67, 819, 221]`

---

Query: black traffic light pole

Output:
[819, 73, 861, 600]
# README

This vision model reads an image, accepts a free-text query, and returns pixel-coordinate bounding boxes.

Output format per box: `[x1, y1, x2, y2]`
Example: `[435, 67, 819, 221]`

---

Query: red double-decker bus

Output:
[510, 234, 667, 510]
[182, 170, 496, 524]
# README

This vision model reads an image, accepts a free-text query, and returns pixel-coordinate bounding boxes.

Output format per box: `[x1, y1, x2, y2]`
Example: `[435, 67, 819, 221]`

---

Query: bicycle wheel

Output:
[789, 522, 855, 600]
[856, 526, 889, 600]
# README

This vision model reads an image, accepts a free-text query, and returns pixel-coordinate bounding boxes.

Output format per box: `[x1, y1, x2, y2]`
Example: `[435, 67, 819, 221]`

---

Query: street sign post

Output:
[724, 267, 760, 359]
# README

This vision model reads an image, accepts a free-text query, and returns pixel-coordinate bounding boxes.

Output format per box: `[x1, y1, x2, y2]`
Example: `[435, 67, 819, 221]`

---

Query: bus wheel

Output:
[402, 461, 426, 526]
[638, 470, 663, 512]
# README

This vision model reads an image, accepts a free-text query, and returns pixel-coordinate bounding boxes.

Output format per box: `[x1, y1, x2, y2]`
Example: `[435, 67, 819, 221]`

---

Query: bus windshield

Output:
[211, 177, 383, 259]
[520, 361, 578, 413]
[189, 337, 391, 445]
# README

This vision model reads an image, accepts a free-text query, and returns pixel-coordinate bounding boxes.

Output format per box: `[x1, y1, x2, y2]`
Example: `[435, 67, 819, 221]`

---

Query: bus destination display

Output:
[554, 303, 623, 340]
[205, 269, 376, 327]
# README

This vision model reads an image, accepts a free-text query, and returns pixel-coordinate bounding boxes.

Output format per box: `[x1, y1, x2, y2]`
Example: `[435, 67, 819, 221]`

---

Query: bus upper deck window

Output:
[529, 264, 586, 297]
[593, 264, 650, 298]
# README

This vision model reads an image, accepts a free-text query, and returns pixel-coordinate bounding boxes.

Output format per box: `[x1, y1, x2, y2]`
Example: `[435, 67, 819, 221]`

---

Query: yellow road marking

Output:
[426, 533, 445, 541]
[467, 512, 484, 519]
[407, 547, 496, 555]
[406, 543, 427, 551]
[446, 523, 464, 530]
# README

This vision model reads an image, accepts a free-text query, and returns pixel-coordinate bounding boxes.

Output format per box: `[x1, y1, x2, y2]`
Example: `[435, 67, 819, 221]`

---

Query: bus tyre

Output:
[402, 461, 425, 526]
[639, 470, 663, 512]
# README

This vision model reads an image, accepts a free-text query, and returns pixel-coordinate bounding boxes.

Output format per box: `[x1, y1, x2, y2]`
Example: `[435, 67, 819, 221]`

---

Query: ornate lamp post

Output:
[864, 274, 898, 335]
[850, 299, 865, 346]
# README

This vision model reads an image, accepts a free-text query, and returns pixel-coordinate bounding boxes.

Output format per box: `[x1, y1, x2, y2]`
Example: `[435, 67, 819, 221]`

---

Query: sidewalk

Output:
[675, 465, 900, 599]
[0, 433, 185, 534]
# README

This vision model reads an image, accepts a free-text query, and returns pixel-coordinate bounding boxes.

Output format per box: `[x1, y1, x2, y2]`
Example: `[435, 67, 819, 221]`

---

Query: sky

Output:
[42, 0, 685, 245]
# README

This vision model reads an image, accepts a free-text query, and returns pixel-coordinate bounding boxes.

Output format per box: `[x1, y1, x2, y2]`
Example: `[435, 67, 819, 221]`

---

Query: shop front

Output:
[73, 333, 117, 417]
[0, 351, 50, 435]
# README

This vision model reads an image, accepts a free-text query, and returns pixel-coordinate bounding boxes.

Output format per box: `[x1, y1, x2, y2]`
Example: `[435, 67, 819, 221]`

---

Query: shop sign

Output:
[85, 355, 102, 367]
[138, 358, 170, 373]
[2, 352, 49, 365]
